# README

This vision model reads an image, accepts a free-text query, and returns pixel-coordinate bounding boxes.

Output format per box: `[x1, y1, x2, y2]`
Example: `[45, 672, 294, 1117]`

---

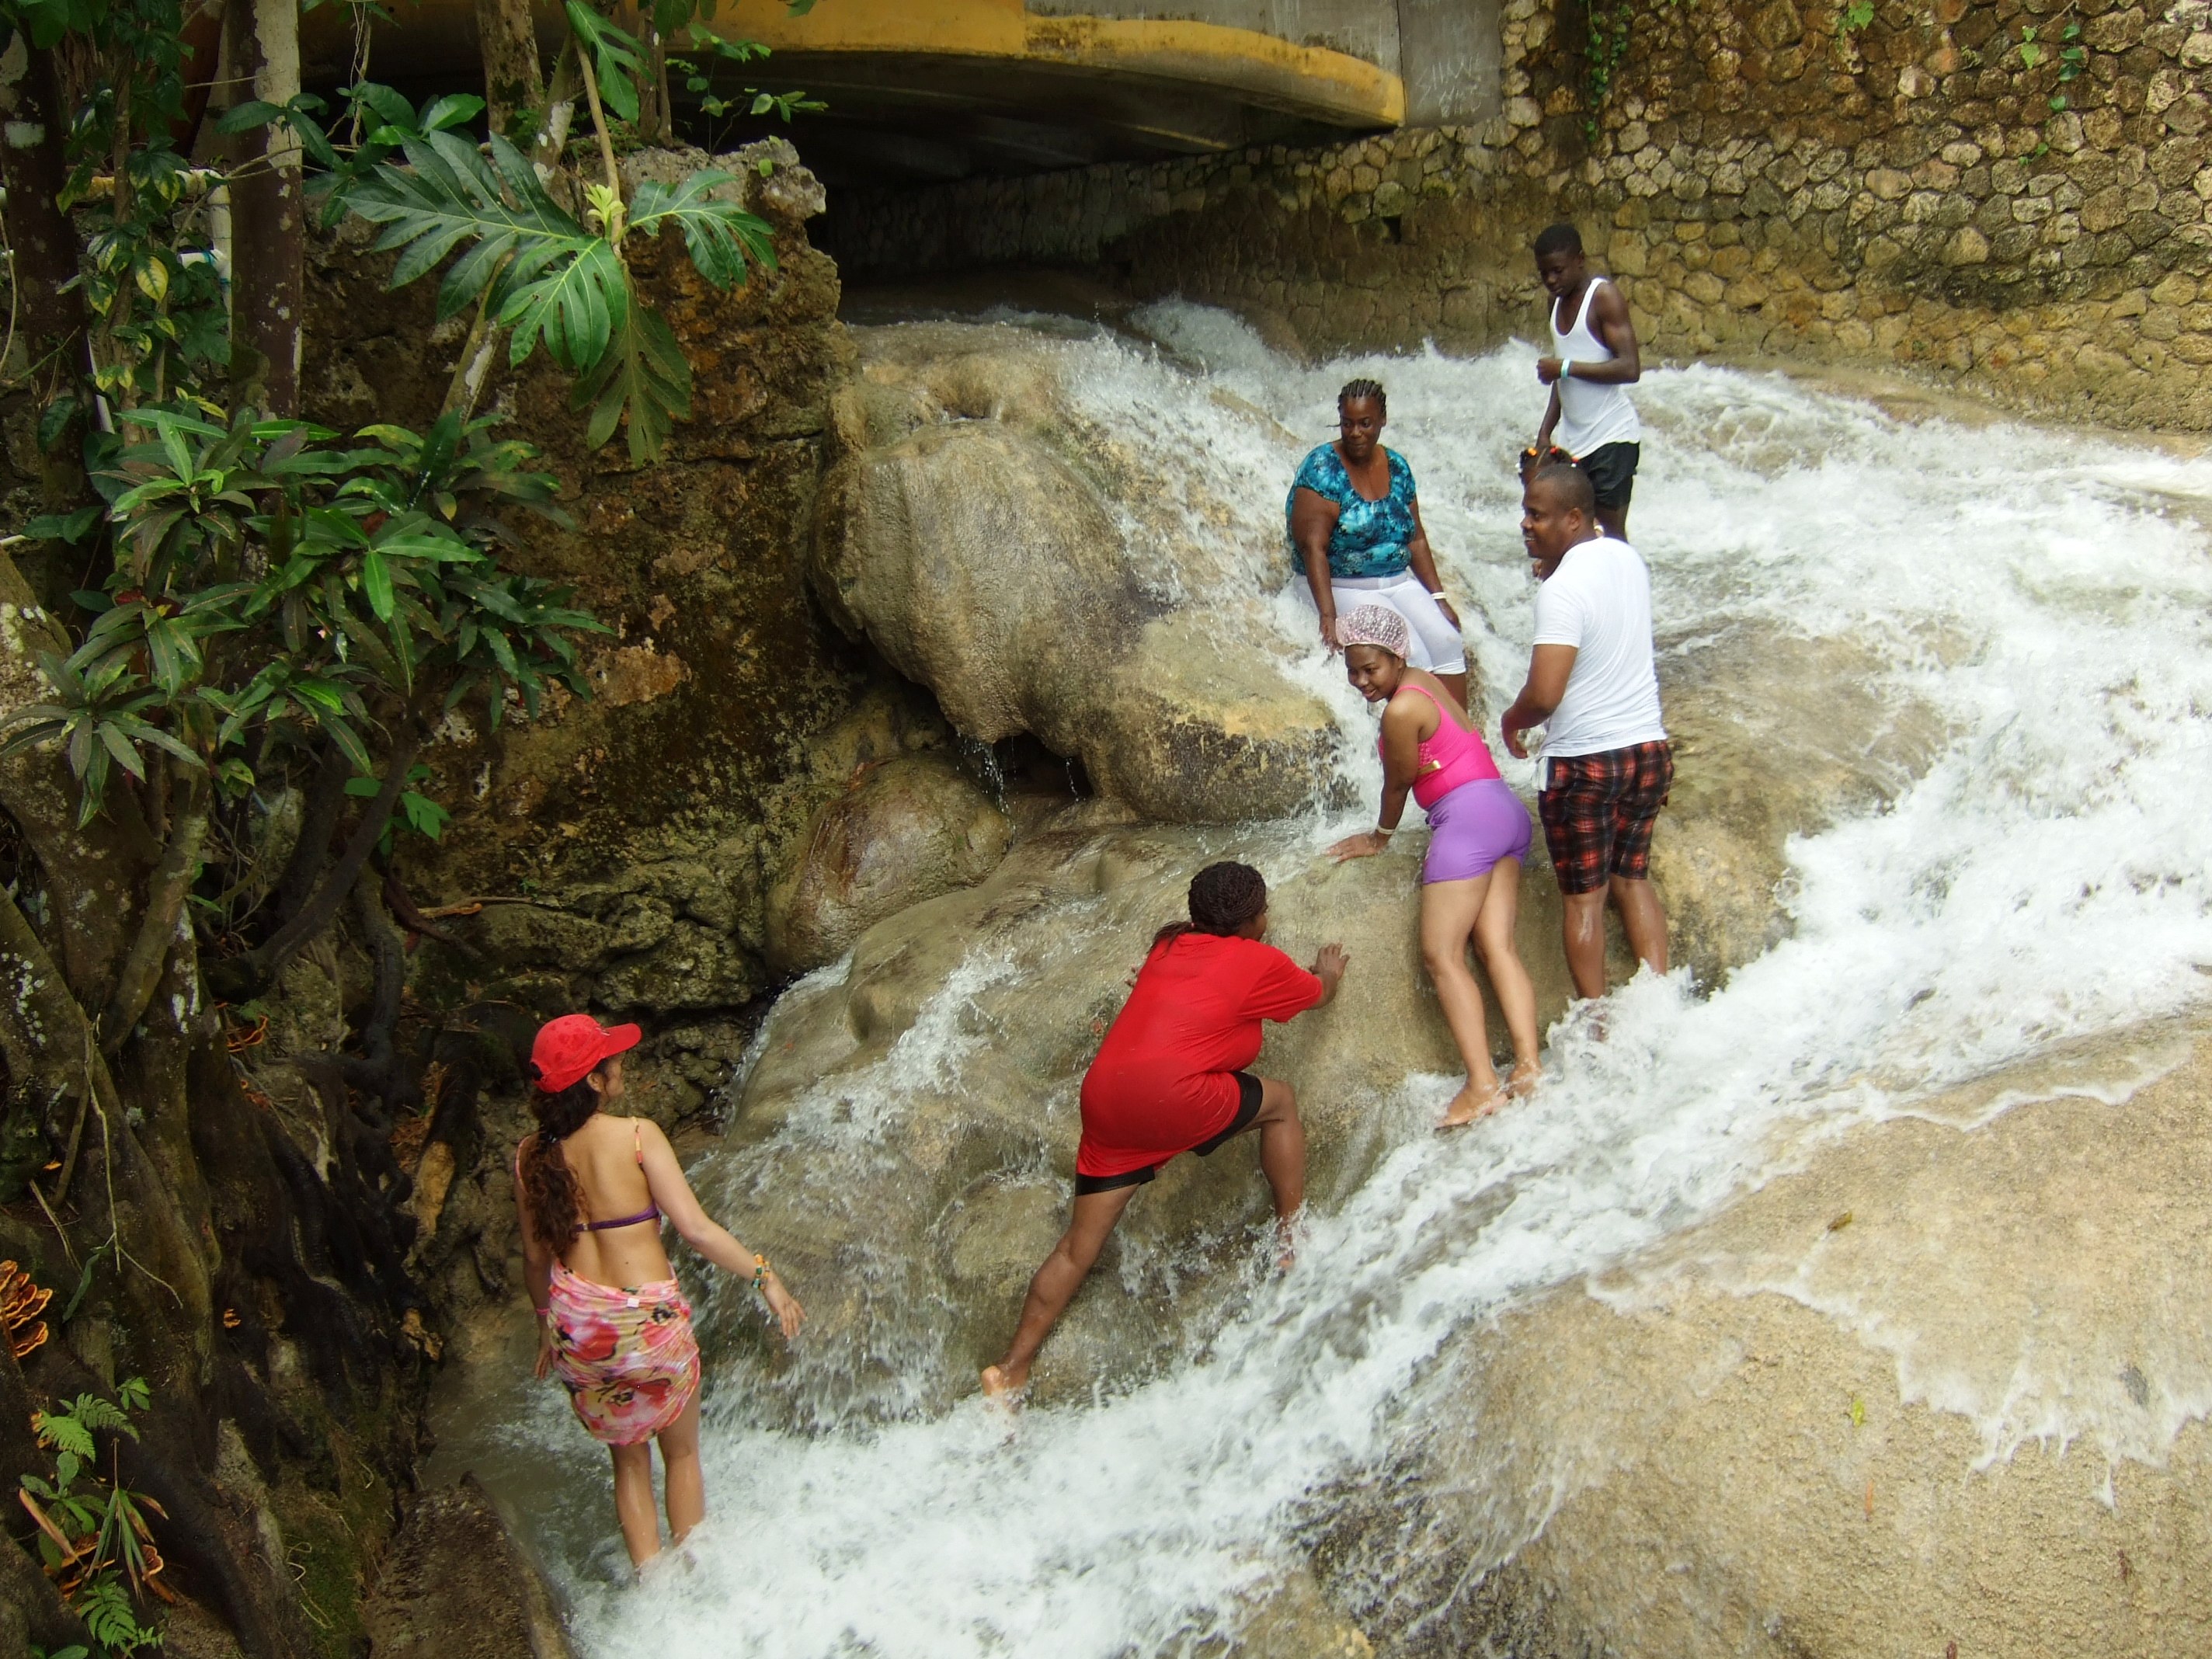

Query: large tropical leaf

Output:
[343, 130, 596, 324]
[629, 170, 777, 289]
[572, 304, 690, 464]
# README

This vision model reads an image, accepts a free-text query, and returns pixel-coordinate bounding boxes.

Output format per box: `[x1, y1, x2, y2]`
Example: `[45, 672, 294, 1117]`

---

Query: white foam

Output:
[483, 309, 2212, 1653]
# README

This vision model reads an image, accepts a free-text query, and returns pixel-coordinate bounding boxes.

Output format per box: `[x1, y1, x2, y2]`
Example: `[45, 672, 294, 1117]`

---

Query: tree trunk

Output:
[475, 0, 545, 141]
[0, 40, 87, 367]
[221, 0, 304, 417]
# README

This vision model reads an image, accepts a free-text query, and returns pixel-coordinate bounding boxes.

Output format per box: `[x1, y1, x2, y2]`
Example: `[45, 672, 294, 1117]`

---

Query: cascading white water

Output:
[450, 305, 2212, 1656]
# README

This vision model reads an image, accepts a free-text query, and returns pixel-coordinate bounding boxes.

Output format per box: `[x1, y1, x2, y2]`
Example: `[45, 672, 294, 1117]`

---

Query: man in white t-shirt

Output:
[1500, 464, 1672, 999]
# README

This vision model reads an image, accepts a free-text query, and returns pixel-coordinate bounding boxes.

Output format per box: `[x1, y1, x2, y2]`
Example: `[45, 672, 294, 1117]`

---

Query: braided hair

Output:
[1337, 377, 1386, 414]
[1153, 861, 1270, 949]
[517, 1066, 603, 1248]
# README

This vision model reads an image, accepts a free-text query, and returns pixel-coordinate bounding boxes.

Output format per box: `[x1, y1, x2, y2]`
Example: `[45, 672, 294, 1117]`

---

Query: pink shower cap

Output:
[1337, 603, 1410, 659]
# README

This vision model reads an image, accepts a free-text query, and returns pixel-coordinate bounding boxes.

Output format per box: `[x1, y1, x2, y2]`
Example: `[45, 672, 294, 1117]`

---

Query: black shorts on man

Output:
[1574, 441, 1639, 509]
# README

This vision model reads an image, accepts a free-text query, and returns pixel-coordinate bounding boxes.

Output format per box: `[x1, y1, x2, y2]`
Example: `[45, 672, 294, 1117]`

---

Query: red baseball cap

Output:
[530, 1014, 641, 1093]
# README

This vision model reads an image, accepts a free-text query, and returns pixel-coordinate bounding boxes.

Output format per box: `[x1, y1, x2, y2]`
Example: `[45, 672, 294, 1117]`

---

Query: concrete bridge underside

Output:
[315, 0, 1498, 186]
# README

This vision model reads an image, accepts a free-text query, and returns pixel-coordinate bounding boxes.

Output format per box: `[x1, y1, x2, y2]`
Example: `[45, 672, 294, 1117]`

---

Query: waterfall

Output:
[440, 305, 2212, 1656]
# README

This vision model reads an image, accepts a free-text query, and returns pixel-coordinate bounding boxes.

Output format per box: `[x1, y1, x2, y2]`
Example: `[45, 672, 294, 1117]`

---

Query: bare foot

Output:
[1505, 1060, 1543, 1099]
[1437, 1082, 1507, 1129]
[980, 1364, 1027, 1402]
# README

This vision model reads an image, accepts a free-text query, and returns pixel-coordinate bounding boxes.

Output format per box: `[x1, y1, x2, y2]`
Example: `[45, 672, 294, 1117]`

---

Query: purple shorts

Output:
[1423, 778, 1532, 885]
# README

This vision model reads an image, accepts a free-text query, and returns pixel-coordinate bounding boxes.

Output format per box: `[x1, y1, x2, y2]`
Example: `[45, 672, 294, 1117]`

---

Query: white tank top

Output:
[1549, 276, 1641, 457]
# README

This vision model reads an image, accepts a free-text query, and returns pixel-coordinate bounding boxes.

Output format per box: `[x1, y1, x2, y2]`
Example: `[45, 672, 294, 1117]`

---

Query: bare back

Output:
[535, 1114, 676, 1287]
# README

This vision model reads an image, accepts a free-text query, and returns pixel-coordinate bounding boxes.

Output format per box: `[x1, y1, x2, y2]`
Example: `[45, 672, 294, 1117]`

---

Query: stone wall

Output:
[825, 0, 2212, 430]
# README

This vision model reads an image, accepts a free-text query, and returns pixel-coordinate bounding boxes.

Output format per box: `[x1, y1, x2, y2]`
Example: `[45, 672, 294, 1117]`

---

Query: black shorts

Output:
[1071, 1071, 1264, 1195]
[1574, 441, 1639, 510]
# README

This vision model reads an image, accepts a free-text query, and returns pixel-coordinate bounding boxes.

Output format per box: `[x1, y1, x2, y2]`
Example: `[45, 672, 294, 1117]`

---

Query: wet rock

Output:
[1657, 627, 1946, 986]
[363, 1474, 574, 1659]
[709, 810, 1584, 1411]
[811, 326, 1338, 823]
[766, 752, 1012, 972]
[1389, 1020, 2212, 1655]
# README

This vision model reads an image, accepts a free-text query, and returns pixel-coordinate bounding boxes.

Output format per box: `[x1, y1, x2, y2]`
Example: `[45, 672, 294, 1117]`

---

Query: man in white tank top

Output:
[1500, 463, 1672, 1000]
[1532, 222, 1643, 542]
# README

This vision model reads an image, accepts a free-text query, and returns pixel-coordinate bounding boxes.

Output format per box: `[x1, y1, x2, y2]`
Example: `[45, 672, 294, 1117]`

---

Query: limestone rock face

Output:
[811, 325, 1340, 823]
[362, 1475, 572, 1659]
[765, 751, 1013, 972]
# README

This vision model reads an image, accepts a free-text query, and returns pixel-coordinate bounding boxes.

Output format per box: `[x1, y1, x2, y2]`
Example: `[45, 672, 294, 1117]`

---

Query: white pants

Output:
[1315, 571, 1466, 674]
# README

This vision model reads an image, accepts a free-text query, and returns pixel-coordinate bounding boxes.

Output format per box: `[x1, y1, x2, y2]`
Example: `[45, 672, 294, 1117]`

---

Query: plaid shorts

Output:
[1538, 740, 1674, 895]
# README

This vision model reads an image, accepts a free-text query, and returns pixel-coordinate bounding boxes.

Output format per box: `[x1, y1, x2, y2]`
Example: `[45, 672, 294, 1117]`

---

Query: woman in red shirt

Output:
[982, 861, 1348, 1397]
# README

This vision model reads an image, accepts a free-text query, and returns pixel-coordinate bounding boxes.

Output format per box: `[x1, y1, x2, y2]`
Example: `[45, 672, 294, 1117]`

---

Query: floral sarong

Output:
[546, 1259, 701, 1445]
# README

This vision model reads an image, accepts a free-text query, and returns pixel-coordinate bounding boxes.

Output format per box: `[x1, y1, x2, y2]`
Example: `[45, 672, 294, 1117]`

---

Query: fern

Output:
[78, 1575, 159, 1654]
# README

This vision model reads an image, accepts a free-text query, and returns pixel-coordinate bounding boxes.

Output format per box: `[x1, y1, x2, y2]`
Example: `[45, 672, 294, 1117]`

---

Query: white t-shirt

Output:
[1530, 535, 1666, 759]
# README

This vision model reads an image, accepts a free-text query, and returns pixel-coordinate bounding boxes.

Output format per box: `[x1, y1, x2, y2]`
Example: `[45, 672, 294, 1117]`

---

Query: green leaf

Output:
[37, 396, 81, 452]
[421, 92, 488, 131]
[573, 304, 690, 462]
[292, 677, 350, 715]
[2019, 40, 2043, 66]
[361, 547, 395, 619]
[33, 1412, 96, 1460]
[97, 721, 147, 781]
[400, 790, 451, 839]
[503, 238, 627, 370]
[62, 1243, 110, 1323]
[344, 130, 593, 322]
[216, 99, 287, 134]
[27, 506, 104, 544]
[566, 0, 649, 123]
[630, 171, 777, 289]
[319, 712, 376, 774]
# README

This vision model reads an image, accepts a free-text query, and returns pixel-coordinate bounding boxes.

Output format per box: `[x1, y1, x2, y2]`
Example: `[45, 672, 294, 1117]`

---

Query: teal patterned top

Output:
[1286, 444, 1418, 579]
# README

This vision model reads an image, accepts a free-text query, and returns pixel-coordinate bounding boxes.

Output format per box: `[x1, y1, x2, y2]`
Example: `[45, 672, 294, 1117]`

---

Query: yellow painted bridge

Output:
[313, 0, 1496, 183]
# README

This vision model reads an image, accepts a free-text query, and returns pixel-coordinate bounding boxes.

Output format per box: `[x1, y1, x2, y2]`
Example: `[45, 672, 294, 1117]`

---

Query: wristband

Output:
[534, 1306, 550, 1319]
[751, 1254, 769, 1293]
[1375, 825, 1396, 837]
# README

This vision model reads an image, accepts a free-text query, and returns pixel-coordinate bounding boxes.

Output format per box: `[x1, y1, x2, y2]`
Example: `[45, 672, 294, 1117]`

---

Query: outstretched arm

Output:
[639, 1121, 805, 1337]
[1309, 944, 1349, 1006]
[1501, 644, 1577, 760]
[1330, 694, 1423, 862]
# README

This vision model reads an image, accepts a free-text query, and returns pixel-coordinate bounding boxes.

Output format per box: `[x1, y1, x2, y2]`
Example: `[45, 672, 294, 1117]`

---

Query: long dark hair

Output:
[1153, 861, 1269, 950]
[518, 1066, 603, 1248]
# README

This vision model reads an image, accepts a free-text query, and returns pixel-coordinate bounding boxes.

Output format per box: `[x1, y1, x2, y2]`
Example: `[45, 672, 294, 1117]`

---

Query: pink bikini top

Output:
[1382, 682, 1501, 810]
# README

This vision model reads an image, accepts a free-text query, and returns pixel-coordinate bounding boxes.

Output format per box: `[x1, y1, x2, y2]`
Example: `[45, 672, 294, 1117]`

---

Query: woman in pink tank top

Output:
[1328, 606, 1542, 1125]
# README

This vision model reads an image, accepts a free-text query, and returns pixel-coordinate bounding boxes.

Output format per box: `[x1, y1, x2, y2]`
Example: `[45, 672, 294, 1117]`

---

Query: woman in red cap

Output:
[514, 1014, 804, 1568]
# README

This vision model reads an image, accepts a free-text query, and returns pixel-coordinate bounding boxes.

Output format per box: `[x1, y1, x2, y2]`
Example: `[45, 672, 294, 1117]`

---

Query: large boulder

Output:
[810, 324, 1341, 823]
[765, 751, 1013, 971]
[1384, 1018, 2212, 1655]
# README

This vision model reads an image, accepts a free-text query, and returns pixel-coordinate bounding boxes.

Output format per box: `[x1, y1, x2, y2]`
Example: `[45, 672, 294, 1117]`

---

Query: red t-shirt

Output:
[1076, 932, 1324, 1177]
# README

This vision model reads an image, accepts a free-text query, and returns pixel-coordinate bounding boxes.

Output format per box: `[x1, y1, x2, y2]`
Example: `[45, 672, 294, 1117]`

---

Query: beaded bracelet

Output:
[751, 1254, 769, 1293]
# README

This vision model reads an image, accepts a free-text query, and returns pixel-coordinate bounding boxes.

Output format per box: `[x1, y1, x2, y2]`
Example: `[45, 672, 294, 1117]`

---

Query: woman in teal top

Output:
[1287, 378, 1468, 708]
